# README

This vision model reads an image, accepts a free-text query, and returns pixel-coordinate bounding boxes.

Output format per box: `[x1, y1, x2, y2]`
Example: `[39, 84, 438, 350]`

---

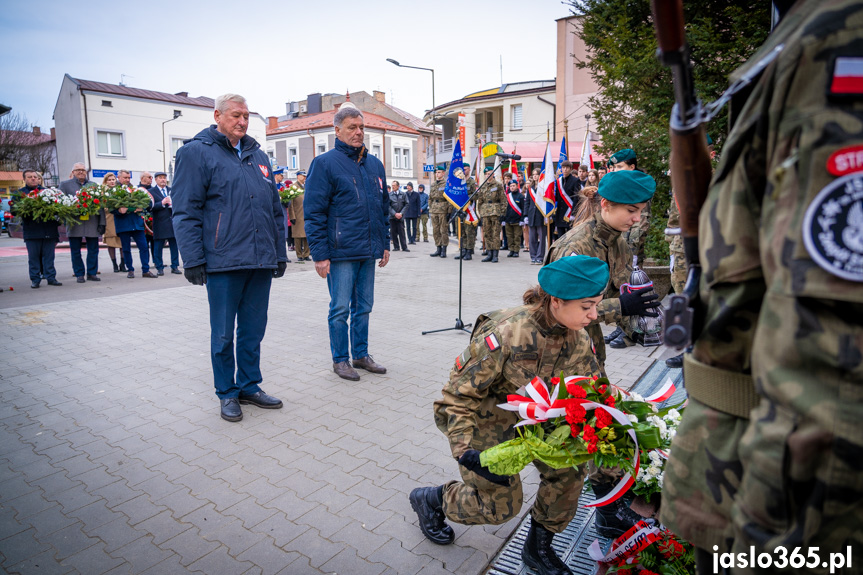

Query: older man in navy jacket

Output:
[173, 94, 288, 422]
[304, 104, 390, 382]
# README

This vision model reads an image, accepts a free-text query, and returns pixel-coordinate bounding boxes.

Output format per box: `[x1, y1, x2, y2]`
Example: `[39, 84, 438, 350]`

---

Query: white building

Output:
[53, 75, 267, 183]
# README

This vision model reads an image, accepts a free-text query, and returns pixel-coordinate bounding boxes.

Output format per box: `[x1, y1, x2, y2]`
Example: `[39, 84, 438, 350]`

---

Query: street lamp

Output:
[387, 59, 437, 170]
[162, 110, 182, 173]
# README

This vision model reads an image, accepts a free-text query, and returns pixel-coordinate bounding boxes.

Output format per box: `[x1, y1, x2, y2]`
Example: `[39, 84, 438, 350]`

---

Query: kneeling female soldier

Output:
[410, 255, 609, 575]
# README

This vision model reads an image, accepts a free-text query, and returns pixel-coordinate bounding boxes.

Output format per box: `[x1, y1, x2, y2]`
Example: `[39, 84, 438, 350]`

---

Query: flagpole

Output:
[546, 125, 553, 249]
[564, 119, 570, 163]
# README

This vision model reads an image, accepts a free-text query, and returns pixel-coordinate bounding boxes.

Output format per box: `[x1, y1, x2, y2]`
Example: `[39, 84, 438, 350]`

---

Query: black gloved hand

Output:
[274, 261, 287, 278]
[184, 264, 207, 286]
[458, 449, 511, 486]
[97, 225, 106, 235]
[619, 286, 660, 317]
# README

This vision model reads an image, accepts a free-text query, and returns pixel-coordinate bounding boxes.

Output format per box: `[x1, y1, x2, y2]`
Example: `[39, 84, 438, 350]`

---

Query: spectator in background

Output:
[274, 168, 293, 259]
[403, 182, 420, 245]
[114, 169, 156, 279]
[139, 171, 154, 190]
[525, 178, 547, 265]
[587, 169, 600, 187]
[577, 164, 589, 186]
[388, 180, 408, 252]
[150, 171, 181, 275]
[16, 170, 62, 288]
[597, 166, 607, 179]
[101, 172, 126, 273]
[503, 180, 525, 258]
[60, 162, 105, 283]
[288, 170, 309, 262]
[417, 183, 429, 242]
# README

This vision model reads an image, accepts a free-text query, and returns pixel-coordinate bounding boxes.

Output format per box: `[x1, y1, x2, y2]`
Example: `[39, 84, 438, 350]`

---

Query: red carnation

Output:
[94, 199, 100, 204]
[595, 408, 613, 429]
[570, 424, 582, 438]
[568, 385, 587, 399]
[587, 440, 598, 454]
[565, 404, 586, 426]
[583, 425, 596, 441]
[551, 377, 560, 386]
[605, 395, 616, 408]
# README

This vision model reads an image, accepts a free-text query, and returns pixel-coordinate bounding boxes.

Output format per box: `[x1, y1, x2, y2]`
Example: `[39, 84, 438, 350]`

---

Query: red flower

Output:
[565, 404, 586, 426]
[550, 377, 560, 386]
[587, 442, 598, 454]
[93, 199, 100, 204]
[605, 395, 616, 408]
[595, 408, 613, 429]
[568, 385, 587, 399]
[570, 424, 582, 438]
[596, 384, 608, 394]
[640, 571, 661, 575]
[583, 425, 597, 441]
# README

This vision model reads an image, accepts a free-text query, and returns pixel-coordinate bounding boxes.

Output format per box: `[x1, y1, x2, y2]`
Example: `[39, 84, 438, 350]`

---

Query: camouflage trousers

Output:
[670, 246, 686, 294]
[504, 224, 522, 252]
[482, 217, 502, 250]
[431, 213, 449, 247]
[458, 222, 477, 250]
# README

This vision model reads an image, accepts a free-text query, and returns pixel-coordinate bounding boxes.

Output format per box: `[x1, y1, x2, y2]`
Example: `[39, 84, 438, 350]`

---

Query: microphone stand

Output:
[422, 167, 504, 336]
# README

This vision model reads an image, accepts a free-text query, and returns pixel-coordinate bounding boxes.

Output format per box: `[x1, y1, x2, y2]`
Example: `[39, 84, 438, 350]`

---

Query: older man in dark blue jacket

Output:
[304, 104, 390, 382]
[173, 93, 288, 422]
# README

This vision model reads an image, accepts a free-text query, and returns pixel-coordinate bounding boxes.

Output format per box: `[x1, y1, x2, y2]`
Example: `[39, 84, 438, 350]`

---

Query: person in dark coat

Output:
[388, 181, 408, 251]
[113, 170, 157, 279]
[553, 160, 580, 241]
[150, 171, 181, 275]
[173, 93, 288, 423]
[403, 182, 421, 245]
[59, 162, 105, 282]
[15, 170, 62, 288]
[503, 181, 525, 257]
[525, 180, 548, 264]
[418, 184, 429, 242]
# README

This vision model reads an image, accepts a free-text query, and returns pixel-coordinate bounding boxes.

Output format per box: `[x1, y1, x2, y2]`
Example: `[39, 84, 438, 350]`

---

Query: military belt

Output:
[683, 354, 760, 419]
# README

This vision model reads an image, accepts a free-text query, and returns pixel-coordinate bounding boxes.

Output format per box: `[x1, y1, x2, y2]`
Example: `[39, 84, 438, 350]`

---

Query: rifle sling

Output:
[683, 354, 760, 419]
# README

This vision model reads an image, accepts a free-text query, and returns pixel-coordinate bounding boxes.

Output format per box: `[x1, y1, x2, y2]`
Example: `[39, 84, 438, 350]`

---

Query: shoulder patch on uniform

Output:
[827, 145, 863, 177]
[829, 57, 863, 99]
[484, 333, 500, 352]
[455, 348, 471, 371]
[258, 164, 269, 177]
[802, 172, 863, 282]
[590, 337, 597, 355]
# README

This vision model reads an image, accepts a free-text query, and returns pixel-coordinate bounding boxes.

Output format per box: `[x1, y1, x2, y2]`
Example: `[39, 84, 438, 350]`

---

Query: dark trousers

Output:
[154, 238, 180, 271]
[26, 239, 57, 282]
[389, 218, 407, 250]
[119, 229, 150, 273]
[405, 218, 418, 244]
[206, 269, 273, 399]
[69, 236, 99, 277]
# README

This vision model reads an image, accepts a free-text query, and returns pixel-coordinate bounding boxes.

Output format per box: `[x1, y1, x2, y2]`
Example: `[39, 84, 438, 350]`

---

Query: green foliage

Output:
[569, 0, 770, 261]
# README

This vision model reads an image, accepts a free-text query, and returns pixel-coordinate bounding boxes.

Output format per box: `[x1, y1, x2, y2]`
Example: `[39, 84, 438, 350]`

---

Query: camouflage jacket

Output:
[428, 180, 449, 214]
[665, 195, 683, 255]
[433, 304, 601, 459]
[476, 180, 506, 217]
[545, 212, 632, 326]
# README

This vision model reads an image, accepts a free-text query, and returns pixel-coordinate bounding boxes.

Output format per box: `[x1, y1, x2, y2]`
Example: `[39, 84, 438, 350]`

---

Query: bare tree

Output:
[0, 111, 31, 171]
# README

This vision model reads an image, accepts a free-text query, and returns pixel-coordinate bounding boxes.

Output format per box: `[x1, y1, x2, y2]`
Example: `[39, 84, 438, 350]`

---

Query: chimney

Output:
[175, 91, 189, 97]
[50, 127, 56, 139]
[267, 116, 279, 130]
[373, 90, 385, 103]
[32, 126, 42, 136]
[307, 93, 322, 115]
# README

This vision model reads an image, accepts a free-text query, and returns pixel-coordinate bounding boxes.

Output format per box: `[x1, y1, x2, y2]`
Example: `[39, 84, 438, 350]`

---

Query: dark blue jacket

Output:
[172, 126, 287, 272]
[419, 191, 429, 215]
[304, 139, 389, 262]
[14, 186, 60, 240]
[403, 190, 421, 218]
[150, 186, 175, 240]
[112, 190, 150, 233]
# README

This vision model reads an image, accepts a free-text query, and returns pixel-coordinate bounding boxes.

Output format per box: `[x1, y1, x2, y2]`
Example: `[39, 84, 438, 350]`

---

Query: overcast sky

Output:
[3, 0, 574, 130]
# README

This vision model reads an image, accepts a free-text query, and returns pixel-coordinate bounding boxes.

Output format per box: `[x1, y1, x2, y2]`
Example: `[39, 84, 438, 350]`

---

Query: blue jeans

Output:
[154, 238, 180, 271]
[26, 239, 57, 282]
[206, 269, 273, 398]
[119, 229, 150, 273]
[326, 258, 375, 363]
[69, 236, 99, 277]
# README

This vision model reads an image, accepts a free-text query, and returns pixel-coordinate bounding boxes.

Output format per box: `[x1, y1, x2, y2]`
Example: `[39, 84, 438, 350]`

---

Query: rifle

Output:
[651, 0, 712, 350]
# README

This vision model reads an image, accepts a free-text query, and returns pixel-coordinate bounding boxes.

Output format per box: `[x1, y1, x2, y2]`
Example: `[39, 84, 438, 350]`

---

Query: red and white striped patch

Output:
[258, 164, 269, 177]
[485, 334, 500, 351]
[830, 57, 863, 96]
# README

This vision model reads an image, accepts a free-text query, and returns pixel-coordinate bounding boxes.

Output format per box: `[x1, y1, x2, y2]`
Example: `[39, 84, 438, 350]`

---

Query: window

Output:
[402, 148, 410, 170]
[512, 104, 523, 130]
[96, 130, 124, 157]
[101, 100, 113, 107]
[289, 148, 298, 169]
[372, 144, 381, 159]
[171, 137, 185, 159]
[317, 143, 326, 155]
[394, 147, 411, 170]
[393, 148, 400, 169]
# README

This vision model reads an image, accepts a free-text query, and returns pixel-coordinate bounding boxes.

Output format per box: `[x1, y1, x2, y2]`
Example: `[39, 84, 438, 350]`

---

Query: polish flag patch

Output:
[259, 164, 269, 177]
[829, 57, 863, 97]
[485, 334, 500, 352]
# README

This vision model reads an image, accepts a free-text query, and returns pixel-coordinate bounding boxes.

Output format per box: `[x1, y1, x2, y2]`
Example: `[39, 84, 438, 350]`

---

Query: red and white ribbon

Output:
[588, 520, 664, 563]
[644, 377, 676, 403]
[557, 176, 573, 219]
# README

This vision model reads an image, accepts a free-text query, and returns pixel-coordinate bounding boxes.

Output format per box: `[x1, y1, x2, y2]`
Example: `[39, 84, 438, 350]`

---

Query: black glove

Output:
[619, 286, 660, 317]
[97, 225, 106, 235]
[458, 449, 511, 486]
[274, 261, 287, 278]
[290, 219, 296, 225]
[184, 264, 207, 286]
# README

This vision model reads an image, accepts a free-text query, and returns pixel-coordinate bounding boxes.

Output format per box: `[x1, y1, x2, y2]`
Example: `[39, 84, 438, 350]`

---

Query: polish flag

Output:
[580, 130, 594, 170]
[831, 57, 863, 95]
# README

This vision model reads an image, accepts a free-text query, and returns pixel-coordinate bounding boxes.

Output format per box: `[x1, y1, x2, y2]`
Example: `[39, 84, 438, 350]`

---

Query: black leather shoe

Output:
[608, 333, 631, 349]
[157, 269, 165, 276]
[604, 327, 623, 344]
[77, 276, 86, 283]
[409, 486, 454, 545]
[454, 249, 466, 260]
[333, 361, 360, 381]
[220, 398, 243, 422]
[521, 520, 573, 575]
[127, 271, 135, 278]
[171, 268, 182, 274]
[491, 250, 499, 263]
[402, 248, 410, 252]
[429, 247, 442, 257]
[141, 271, 158, 278]
[30, 280, 40, 289]
[86, 275, 101, 281]
[47, 280, 63, 286]
[352, 355, 387, 374]
[440, 246, 447, 258]
[463, 249, 473, 261]
[238, 390, 283, 409]
[665, 353, 684, 369]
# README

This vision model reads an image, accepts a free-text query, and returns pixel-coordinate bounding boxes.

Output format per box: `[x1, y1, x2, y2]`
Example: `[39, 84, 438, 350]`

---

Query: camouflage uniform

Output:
[544, 212, 632, 372]
[661, 2, 863, 569]
[429, 179, 449, 247]
[623, 200, 651, 264]
[665, 196, 686, 294]
[476, 180, 506, 250]
[433, 305, 602, 532]
[458, 177, 479, 251]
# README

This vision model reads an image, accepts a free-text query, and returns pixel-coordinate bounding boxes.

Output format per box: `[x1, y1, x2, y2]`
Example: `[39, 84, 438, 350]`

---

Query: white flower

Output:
[629, 392, 645, 402]
[657, 474, 664, 488]
[648, 450, 663, 465]
[647, 464, 660, 477]
[627, 414, 639, 424]
[665, 408, 681, 421]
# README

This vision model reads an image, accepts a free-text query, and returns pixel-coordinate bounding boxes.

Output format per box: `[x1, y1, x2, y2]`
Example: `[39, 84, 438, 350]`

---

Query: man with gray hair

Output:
[304, 104, 390, 381]
[60, 162, 105, 282]
[173, 93, 288, 422]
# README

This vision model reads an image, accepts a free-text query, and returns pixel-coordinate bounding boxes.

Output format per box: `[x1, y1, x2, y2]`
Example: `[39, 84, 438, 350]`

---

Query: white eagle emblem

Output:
[842, 201, 863, 253]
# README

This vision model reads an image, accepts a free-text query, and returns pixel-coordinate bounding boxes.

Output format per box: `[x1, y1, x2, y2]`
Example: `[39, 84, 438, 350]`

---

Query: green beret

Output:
[610, 148, 637, 165]
[462, 162, 471, 168]
[484, 167, 494, 173]
[539, 255, 609, 300]
[436, 164, 447, 171]
[706, 133, 714, 146]
[597, 170, 656, 204]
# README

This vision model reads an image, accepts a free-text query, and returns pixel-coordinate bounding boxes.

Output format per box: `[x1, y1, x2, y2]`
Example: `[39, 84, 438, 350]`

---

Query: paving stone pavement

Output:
[0, 241, 668, 575]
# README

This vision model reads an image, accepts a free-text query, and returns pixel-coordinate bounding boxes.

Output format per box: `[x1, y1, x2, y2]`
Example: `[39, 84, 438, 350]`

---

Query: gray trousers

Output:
[528, 226, 547, 262]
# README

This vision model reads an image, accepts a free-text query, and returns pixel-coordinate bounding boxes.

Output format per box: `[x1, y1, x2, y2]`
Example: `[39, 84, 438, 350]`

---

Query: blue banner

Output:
[443, 139, 469, 209]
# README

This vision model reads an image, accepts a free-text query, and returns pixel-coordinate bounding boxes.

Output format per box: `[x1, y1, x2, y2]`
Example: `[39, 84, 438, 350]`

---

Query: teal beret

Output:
[706, 133, 714, 146]
[436, 164, 447, 171]
[462, 162, 471, 168]
[597, 170, 656, 204]
[538, 255, 609, 300]
[484, 167, 494, 173]
[609, 148, 637, 165]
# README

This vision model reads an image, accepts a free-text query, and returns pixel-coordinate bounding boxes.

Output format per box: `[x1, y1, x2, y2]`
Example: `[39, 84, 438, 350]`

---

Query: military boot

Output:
[491, 250, 499, 263]
[603, 326, 623, 344]
[507, 250, 517, 257]
[429, 246, 442, 257]
[521, 520, 573, 575]
[409, 486, 454, 545]
[481, 250, 494, 262]
[453, 248, 466, 260]
[463, 249, 473, 261]
[592, 481, 644, 539]
[440, 246, 447, 258]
